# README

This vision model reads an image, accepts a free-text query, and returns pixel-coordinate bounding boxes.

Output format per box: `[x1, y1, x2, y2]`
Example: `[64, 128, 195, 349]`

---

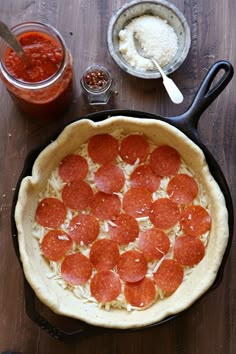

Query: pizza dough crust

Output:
[15, 116, 229, 328]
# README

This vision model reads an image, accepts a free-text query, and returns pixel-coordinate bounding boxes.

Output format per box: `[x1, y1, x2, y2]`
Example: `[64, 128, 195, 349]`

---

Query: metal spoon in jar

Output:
[0, 21, 31, 67]
[134, 35, 184, 104]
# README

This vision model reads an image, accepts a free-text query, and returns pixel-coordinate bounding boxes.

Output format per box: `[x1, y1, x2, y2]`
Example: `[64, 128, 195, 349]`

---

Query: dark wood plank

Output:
[0, 0, 235, 353]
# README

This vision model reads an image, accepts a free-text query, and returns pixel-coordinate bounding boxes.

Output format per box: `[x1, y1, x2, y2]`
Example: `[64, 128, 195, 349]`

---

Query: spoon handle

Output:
[152, 59, 183, 104]
[162, 76, 184, 104]
[0, 21, 30, 65]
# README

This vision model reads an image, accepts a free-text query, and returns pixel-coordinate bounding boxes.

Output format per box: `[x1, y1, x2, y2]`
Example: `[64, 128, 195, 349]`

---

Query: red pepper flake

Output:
[84, 69, 109, 90]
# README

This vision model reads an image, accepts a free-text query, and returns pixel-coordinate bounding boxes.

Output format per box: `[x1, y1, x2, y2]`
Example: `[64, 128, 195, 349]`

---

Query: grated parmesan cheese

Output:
[119, 15, 178, 71]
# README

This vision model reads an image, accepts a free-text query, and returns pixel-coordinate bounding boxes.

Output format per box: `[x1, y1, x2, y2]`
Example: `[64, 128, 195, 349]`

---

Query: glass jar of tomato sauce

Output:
[0, 22, 74, 119]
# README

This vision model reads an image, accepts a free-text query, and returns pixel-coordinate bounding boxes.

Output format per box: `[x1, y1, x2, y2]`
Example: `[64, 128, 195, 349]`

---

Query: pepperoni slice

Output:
[124, 277, 156, 308]
[58, 154, 88, 182]
[88, 134, 119, 165]
[167, 174, 198, 204]
[108, 214, 139, 245]
[122, 187, 153, 218]
[41, 230, 72, 261]
[153, 259, 184, 293]
[180, 205, 211, 237]
[117, 250, 147, 282]
[119, 134, 150, 164]
[89, 239, 120, 271]
[91, 191, 121, 220]
[90, 270, 121, 303]
[62, 181, 93, 211]
[149, 198, 180, 229]
[61, 253, 93, 285]
[94, 164, 125, 194]
[138, 228, 170, 261]
[174, 235, 205, 266]
[150, 145, 181, 176]
[68, 214, 100, 245]
[35, 197, 66, 228]
[130, 164, 161, 192]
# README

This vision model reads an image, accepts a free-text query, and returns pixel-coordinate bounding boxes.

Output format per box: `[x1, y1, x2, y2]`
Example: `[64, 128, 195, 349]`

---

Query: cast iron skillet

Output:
[11, 60, 234, 342]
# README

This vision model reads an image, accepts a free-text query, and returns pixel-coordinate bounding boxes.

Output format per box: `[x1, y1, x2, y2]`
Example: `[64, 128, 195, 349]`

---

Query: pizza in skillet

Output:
[15, 116, 229, 328]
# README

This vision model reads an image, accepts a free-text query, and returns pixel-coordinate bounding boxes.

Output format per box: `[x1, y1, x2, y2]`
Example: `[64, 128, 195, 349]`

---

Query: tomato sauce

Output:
[5, 32, 63, 82]
[1, 30, 73, 119]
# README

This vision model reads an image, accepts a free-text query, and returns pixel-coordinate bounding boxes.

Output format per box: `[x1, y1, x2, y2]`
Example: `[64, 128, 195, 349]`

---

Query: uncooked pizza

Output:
[15, 116, 229, 328]
[33, 128, 212, 309]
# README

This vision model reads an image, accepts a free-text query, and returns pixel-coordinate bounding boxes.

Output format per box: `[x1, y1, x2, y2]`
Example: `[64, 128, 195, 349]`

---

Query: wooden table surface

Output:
[0, 0, 235, 353]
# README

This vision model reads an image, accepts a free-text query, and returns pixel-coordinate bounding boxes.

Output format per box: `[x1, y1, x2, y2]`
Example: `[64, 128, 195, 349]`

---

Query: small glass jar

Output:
[80, 65, 112, 105]
[0, 22, 74, 119]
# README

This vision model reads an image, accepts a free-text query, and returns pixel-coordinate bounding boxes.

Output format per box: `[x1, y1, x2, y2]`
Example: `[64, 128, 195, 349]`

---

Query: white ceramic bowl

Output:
[107, 0, 191, 79]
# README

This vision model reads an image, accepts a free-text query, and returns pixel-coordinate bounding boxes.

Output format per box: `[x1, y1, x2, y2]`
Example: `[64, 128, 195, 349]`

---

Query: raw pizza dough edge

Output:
[14, 115, 229, 328]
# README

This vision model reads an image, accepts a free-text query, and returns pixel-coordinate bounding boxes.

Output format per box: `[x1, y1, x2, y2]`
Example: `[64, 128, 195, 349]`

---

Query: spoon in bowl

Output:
[0, 21, 31, 67]
[134, 35, 183, 104]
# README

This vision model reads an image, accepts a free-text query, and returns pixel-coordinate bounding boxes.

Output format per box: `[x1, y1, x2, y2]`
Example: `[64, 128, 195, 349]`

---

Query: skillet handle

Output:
[170, 60, 234, 140]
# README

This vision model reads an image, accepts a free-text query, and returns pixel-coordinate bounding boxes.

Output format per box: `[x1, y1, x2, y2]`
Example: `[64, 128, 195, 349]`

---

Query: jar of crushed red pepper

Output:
[0, 22, 74, 119]
[80, 65, 112, 105]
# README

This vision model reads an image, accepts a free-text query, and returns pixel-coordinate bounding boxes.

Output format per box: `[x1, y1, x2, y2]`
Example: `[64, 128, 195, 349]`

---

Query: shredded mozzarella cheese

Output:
[32, 129, 211, 311]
